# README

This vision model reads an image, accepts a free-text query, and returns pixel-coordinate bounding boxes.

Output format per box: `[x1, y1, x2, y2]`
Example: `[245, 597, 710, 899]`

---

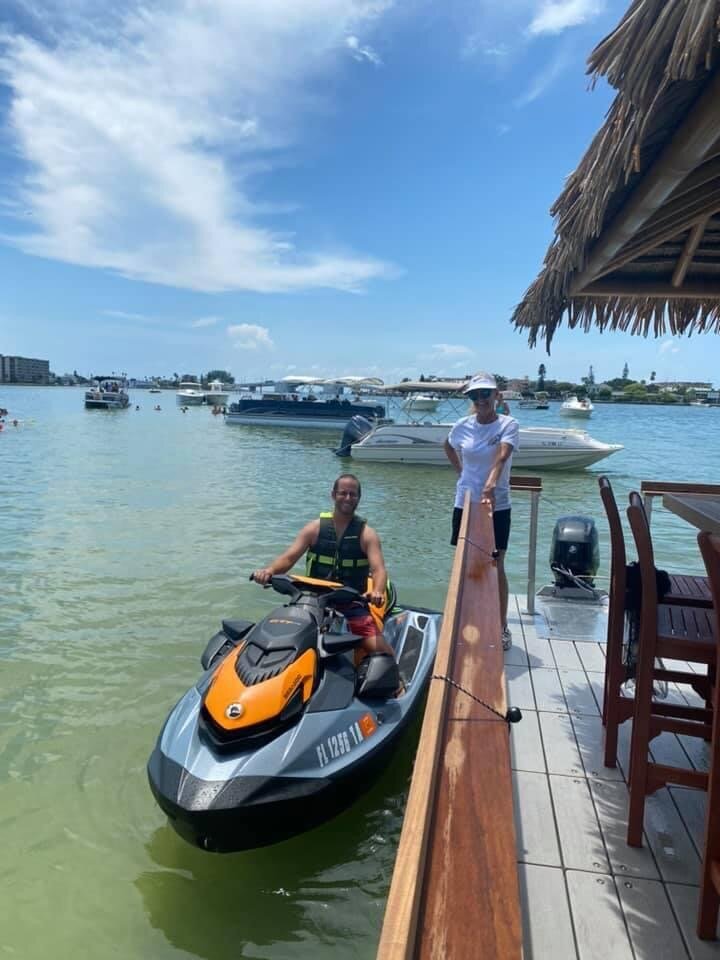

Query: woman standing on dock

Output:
[443, 372, 519, 650]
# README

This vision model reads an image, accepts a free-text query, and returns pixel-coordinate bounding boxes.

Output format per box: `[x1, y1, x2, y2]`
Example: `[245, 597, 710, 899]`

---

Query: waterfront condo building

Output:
[0, 354, 50, 384]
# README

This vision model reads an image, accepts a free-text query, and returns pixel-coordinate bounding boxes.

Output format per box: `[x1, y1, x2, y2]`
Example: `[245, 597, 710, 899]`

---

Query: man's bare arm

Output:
[253, 520, 320, 584]
[361, 525, 387, 604]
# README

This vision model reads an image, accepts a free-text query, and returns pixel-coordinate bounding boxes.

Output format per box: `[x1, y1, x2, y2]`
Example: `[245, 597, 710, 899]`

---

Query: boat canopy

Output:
[382, 380, 466, 394]
[278, 375, 384, 388]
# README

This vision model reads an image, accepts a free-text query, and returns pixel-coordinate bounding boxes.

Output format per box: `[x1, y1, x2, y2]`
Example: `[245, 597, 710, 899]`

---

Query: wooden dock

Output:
[377, 497, 720, 959]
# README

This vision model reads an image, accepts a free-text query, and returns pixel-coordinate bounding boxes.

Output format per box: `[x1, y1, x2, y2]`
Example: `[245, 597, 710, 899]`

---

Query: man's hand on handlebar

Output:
[252, 568, 274, 585]
[364, 588, 384, 607]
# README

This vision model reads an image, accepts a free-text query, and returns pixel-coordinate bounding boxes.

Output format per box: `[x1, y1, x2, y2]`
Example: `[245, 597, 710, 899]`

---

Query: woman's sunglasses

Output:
[468, 389, 493, 401]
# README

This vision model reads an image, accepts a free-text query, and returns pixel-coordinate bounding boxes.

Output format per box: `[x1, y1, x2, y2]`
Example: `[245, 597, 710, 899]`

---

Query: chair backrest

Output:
[626, 491, 658, 614]
[598, 476, 627, 607]
[698, 532, 720, 626]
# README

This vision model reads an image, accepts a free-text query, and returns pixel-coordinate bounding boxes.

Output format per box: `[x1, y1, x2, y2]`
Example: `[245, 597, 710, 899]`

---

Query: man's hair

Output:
[332, 473, 362, 497]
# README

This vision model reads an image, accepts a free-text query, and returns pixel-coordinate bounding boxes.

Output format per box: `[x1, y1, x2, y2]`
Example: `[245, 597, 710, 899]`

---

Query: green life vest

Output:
[305, 512, 370, 592]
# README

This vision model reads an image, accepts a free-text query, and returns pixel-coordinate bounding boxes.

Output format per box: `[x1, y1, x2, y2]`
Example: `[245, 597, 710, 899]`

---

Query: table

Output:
[663, 493, 720, 535]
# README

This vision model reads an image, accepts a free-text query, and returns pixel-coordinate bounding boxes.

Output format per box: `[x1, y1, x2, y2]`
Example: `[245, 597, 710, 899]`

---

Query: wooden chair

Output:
[697, 531, 720, 939]
[598, 476, 712, 768]
[625, 492, 716, 847]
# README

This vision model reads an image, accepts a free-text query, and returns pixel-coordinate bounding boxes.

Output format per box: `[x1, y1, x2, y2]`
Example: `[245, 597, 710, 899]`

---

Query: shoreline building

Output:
[0, 355, 50, 385]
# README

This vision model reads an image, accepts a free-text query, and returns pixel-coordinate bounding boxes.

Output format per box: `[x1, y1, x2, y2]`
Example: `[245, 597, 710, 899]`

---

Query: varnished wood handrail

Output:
[375, 494, 471, 960]
[640, 481, 720, 524]
[510, 475, 542, 492]
[641, 481, 720, 496]
[376, 495, 522, 960]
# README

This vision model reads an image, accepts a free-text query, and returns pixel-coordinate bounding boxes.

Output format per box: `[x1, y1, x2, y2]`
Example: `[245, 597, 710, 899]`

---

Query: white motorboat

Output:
[176, 381, 205, 405]
[225, 377, 386, 429]
[204, 379, 229, 406]
[401, 394, 440, 413]
[518, 391, 550, 410]
[560, 395, 593, 417]
[84, 376, 130, 410]
[337, 421, 622, 470]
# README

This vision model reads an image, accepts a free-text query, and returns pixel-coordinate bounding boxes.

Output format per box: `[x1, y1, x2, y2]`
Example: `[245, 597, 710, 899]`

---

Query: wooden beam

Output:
[578, 279, 720, 298]
[600, 196, 720, 278]
[569, 69, 720, 295]
[667, 154, 720, 204]
[672, 217, 709, 287]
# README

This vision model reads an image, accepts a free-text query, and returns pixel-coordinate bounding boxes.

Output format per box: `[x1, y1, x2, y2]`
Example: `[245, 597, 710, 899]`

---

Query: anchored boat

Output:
[225, 377, 386, 429]
[84, 376, 130, 410]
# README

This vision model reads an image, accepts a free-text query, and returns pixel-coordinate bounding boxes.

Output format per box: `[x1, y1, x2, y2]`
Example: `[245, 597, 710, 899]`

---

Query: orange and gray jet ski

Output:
[147, 574, 440, 852]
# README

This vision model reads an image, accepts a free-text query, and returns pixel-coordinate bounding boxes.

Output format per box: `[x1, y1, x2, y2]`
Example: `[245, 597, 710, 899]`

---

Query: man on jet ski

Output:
[252, 473, 396, 661]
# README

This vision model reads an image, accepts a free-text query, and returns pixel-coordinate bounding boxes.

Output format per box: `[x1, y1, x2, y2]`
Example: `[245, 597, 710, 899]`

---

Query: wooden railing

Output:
[376, 494, 522, 960]
[640, 480, 720, 523]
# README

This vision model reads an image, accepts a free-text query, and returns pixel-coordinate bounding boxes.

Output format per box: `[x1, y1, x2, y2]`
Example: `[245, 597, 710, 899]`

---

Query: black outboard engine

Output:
[549, 515, 601, 599]
[335, 415, 374, 457]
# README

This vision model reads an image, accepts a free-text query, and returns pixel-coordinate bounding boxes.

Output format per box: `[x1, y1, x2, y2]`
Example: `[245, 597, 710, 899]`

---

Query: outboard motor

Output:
[335, 415, 374, 457]
[548, 515, 602, 600]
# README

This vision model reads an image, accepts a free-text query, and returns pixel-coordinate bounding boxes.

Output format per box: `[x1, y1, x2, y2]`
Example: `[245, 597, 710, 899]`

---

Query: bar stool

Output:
[697, 531, 720, 939]
[625, 492, 716, 847]
[598, 477, 712, 768]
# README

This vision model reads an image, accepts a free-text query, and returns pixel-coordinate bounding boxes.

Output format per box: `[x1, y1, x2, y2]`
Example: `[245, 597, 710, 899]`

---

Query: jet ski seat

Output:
[236, 606, 319, 687]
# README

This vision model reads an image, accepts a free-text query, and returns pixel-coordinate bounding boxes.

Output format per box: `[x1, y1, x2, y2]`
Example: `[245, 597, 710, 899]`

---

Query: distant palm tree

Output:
[537, 363, 546, 390]
[650, 371, 656, 382]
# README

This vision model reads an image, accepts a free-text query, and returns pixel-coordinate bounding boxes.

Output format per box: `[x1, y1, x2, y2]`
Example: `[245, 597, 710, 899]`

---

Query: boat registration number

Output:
[316, 714, 377, 768]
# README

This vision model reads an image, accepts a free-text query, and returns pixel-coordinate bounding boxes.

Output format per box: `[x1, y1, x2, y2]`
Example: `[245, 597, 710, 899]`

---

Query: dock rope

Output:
[431, 674, 522, 726]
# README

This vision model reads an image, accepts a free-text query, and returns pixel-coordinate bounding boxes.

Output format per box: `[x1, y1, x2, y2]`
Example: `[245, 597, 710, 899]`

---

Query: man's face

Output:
[468, 388, 496, 412]
[332, 479, 361, 515]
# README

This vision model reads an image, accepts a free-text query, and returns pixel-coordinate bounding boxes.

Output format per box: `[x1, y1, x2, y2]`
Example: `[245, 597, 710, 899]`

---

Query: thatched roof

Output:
[512, 0, 720, 349]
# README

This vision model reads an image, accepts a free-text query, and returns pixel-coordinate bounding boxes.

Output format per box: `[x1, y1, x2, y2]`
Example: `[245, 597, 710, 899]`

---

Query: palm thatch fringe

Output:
[512, 0, 720, 348]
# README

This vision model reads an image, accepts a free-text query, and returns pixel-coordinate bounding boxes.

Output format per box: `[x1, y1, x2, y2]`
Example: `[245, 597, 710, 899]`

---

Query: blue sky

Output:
[1, 0, 718, 385]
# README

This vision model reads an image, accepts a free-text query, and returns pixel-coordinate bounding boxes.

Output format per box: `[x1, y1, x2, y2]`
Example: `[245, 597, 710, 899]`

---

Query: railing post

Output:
[643, 492, 654, 525]
[526, 490, 540, 615]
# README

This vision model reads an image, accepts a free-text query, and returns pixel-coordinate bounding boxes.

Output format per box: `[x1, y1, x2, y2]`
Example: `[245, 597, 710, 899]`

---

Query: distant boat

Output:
[401, 394, 440, 413]
[84, 376, 130, 410]
[339, 421, 622, 469]
[518, 391, 550, 410]
[176, 381, 205, 405]
[560, 396, 593, 418]
[203, 379, 229, 406]
[149, 387, 162, 394]
[225, 377, 385, 429]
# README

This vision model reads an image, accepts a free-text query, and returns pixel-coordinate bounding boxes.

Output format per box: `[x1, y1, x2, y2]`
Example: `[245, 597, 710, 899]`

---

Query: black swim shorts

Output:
[451, 506, 511, 551]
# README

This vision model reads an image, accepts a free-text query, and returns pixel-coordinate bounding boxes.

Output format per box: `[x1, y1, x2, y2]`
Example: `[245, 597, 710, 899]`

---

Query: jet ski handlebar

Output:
[249, 573, 370, 609]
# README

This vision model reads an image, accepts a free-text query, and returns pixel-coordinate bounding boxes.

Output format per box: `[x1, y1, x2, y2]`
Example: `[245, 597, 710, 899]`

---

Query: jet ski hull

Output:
[147, 605, 440, 852]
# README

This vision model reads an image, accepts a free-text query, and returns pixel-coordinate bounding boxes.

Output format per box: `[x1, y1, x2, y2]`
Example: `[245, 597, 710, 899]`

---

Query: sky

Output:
[1, 0, 718, 386]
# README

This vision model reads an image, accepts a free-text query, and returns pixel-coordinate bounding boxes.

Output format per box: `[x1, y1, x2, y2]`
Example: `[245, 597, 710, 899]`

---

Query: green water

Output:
[1, 386, 718, 959]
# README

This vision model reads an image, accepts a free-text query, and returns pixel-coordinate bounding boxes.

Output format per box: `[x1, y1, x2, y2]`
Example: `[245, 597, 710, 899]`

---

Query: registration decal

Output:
[316, 715, 376, 768]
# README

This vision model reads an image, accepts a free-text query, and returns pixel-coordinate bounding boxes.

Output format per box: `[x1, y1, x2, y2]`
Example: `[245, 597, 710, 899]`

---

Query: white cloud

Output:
[432, 343, 473, 357]
[529, 0, 604, 36]
[191, 316, 220, 328]
[228, 323, 274, 350]
[461, 35, 509, 60]
[346, 34, 382, 65]
[659, 339, 680, 356]
[0, 0, 395, 294]
[102, 309, 148, 321]
[514, 49, 569, 105]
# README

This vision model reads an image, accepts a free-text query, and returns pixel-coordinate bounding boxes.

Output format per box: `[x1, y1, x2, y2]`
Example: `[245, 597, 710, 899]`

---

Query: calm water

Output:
[2, 386, 719, 959]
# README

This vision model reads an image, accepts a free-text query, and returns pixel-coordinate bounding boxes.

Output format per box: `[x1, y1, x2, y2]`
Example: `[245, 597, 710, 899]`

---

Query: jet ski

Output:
[147, 574, 441, 852]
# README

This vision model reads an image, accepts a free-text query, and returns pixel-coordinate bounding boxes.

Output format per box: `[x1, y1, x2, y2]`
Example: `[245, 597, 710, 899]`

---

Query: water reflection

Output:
[136, 726, 419, 960]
